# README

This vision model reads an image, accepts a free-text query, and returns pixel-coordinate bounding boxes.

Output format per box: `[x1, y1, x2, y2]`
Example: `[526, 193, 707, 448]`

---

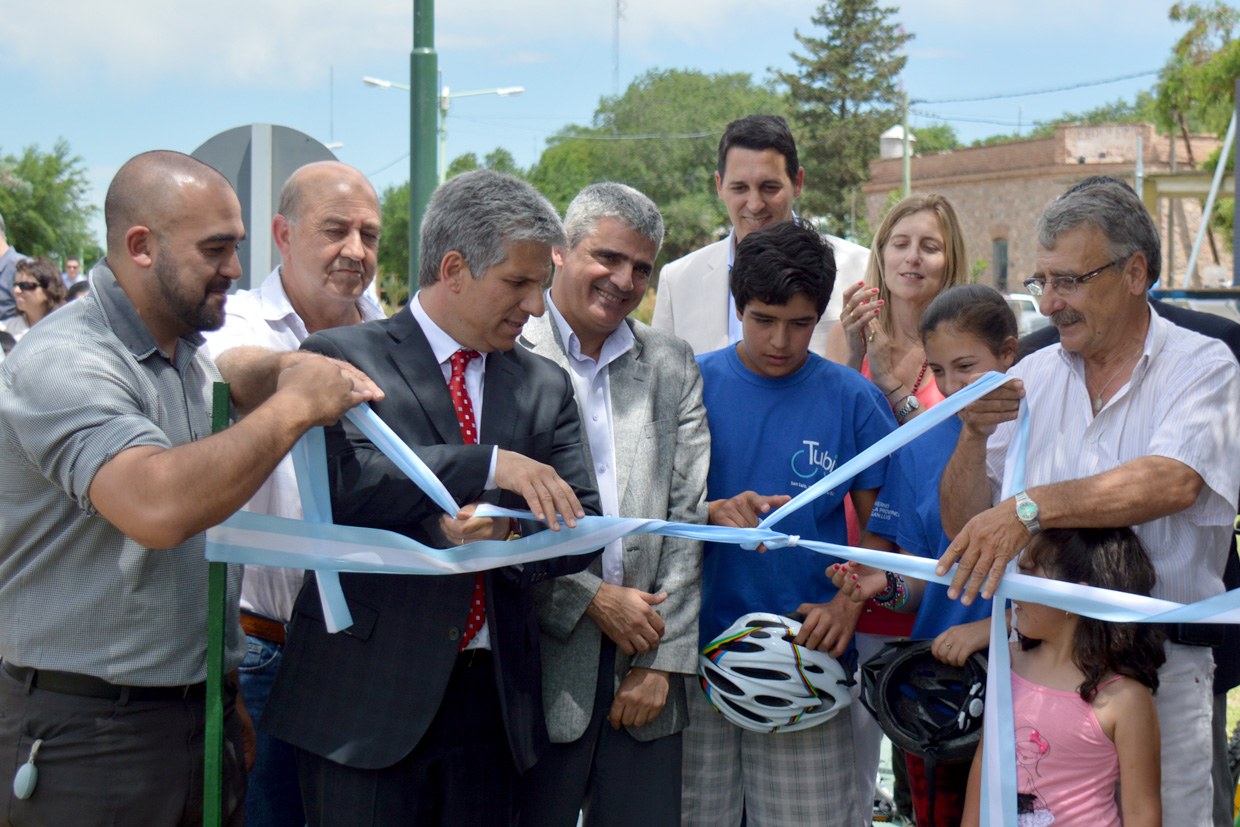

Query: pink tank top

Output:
[1011, 671, 1123, 827]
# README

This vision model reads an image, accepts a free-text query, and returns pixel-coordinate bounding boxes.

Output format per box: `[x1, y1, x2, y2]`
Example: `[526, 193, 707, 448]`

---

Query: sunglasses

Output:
[14, 281, 40, 292]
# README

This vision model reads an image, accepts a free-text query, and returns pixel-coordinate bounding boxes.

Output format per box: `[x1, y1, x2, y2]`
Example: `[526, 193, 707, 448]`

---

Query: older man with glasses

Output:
[935, 180, 1240, 826]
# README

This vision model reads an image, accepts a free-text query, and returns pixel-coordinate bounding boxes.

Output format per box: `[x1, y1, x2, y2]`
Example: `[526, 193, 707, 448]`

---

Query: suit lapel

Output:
[608, 329, 650, 508]
[384, 308, 460, 445]
[479, 350, 520, 449]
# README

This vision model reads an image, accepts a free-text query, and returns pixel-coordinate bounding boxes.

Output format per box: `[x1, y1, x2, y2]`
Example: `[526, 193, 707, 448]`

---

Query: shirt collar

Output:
[410, 290, 477, 366]
[259, 266, 388, 325]
[545, 290, 634, 369]
[91, 261, 204, 361]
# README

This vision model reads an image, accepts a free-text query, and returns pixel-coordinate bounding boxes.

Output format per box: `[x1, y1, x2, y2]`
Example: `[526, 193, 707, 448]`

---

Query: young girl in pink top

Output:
[963, 528, 1164, 827]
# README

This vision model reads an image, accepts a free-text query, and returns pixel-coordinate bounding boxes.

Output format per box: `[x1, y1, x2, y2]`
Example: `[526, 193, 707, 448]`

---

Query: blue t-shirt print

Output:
[694, 347, 897, 645]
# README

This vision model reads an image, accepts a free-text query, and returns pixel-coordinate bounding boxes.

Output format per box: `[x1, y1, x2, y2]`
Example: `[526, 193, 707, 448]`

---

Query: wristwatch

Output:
[893, 394, 920, 423]
[1014, 491, 1041, 535]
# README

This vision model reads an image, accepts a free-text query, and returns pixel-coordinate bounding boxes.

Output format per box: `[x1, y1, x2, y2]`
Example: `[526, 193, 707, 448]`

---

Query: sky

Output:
[0, 0, 1191, 248]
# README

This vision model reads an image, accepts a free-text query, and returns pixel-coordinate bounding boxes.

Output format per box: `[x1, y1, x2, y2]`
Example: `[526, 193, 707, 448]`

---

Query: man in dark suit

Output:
[1017, 174, 1240, 827]
[261, 169, 603, 827]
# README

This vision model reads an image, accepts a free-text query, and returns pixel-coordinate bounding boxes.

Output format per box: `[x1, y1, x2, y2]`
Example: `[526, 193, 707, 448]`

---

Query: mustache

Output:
[1050, 309, 1085, 326]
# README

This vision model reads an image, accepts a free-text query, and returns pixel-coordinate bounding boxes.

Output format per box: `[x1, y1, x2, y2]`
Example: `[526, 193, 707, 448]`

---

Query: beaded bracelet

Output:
[872, 571, 909, 610]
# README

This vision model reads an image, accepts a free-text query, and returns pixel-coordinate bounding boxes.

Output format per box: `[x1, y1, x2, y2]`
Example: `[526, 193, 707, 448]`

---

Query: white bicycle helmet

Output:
[698, 612, 852, 733]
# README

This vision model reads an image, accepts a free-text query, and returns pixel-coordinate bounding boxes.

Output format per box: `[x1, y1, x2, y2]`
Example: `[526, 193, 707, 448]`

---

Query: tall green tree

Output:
[774, 0, 911, 234]
[0, 140, 98, 260]
[1156, 1, 1240, 135]
[527, 68, 788, 267]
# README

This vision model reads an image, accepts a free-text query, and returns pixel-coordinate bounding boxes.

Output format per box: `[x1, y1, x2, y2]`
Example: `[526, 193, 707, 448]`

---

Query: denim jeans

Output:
[240, 634, 306, 827]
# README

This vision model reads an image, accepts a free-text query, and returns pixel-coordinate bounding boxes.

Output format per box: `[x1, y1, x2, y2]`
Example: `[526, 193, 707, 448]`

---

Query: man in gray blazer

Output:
[518, 183, 710, 826]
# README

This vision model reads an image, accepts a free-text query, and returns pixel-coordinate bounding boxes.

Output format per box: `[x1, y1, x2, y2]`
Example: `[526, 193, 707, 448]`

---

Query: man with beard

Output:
[204, 160, 387, 827]
[0, 150, 381, 827]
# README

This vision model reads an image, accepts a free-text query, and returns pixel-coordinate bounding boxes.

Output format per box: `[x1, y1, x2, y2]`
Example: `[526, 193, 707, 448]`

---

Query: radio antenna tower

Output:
[612, 0, 623, 96]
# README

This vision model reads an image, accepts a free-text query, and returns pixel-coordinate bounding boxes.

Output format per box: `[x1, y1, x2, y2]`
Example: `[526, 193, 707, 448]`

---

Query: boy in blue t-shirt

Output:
[681, 220, 896, 827]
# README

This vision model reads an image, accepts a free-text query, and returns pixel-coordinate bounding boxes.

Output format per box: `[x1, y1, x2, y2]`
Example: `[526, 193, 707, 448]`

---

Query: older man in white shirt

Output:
[205, 160, 386, 827]
[937, 179, 1240, 826]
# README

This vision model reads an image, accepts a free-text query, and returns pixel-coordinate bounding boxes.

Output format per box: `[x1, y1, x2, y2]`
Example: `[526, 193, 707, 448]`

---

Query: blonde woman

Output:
[826, 193, 968, 424]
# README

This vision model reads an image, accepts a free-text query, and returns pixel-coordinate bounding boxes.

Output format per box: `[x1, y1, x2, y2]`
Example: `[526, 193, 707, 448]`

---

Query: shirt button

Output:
[448, 627, 460, 641]
[598, 464, 607, 473]
[1087, 436, 1097, 444]
[592, 413, 600, 421]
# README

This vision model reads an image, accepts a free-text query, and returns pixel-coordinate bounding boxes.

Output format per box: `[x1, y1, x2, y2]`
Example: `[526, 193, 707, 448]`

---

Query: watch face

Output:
[1017, 501, 1038, 522]
[908, 397, 921, 411]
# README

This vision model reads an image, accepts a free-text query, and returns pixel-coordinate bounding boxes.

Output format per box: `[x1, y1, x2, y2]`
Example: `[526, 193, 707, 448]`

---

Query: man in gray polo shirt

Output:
[0, 150, 380, 827]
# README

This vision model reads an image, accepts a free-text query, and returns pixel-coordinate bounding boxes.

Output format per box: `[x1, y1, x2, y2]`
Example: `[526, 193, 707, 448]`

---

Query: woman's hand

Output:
[931, 618, 992, 666]
[828, 561, 889, 603]
[839, 281, 882, 370]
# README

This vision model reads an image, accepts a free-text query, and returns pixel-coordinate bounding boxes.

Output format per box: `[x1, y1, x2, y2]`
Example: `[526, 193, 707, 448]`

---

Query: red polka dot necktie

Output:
[449, 348, 486, 650]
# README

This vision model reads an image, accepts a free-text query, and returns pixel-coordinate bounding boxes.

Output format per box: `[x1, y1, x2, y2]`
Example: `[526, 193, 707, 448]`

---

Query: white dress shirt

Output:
[409, 291, 500, 649]
[547, 292, 635, 585]
[987, 306, 1240, 604]
[205, 267, 386, 622]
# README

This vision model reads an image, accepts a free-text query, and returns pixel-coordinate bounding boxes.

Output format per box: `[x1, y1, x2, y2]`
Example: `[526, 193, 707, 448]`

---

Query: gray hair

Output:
[1038, 177, 1161, 287]
[419, 169, 566, 288]
[563, 182, 664, 251]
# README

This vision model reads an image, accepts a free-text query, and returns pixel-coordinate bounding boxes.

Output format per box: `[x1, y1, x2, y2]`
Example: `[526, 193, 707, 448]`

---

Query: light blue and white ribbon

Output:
[204, 370, 1240, 826]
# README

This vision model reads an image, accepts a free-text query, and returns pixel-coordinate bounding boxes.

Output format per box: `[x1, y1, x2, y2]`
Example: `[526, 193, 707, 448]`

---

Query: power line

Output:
[368, 153, 409, 178]
[910, 109, 1024, 127]
[550, 130, 719, 141]
[917, 69, 1158, 105]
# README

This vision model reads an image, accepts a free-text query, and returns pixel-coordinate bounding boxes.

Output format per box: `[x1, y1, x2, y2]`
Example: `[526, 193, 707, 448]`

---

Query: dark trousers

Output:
[297, 650, 519, 827]
[0, 666, 246, 827]
[521, 640, 682, 827]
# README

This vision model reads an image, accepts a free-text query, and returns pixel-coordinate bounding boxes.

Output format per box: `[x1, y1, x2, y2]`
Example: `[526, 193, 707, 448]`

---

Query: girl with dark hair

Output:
[833, 284, 1019, 825]
[962, 528, 1164, 827]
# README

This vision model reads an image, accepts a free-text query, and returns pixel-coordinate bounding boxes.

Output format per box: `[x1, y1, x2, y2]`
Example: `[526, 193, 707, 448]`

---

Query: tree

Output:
[527, 68, 789, 267]
[1156, 1, 1240, 135]
[914, 122, 958, 153]
[774, 0, 912, 234]
[0, 140, 98, 261]
[376, 181, 411, 309]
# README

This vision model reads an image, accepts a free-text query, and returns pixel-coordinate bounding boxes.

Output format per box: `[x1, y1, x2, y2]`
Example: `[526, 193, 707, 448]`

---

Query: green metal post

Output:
[409, 0, 438, 293]
[203, 381, 230, 827]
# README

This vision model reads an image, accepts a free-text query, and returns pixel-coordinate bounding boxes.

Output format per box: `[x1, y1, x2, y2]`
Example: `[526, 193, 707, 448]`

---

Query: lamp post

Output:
[363, 74, 524, 183]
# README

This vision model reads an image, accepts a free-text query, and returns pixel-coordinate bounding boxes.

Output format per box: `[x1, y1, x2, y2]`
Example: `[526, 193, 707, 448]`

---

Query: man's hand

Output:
[936, 500, 1030, 604]
[957, 378, 1023, 439]
[494, 450, 584, 531]
[586, 582, 666, 655]
[932, 618, 992, 667]
[440, 502, 508, 546]
[272, 353, 383, 429]
[709, 491, 791, 552]
[608, 667, 670, 730]
[828, 561, 889, 604]
[708, 491, 792, 528]
[793, 593, 864, 658]
[231, 671, 257, 773]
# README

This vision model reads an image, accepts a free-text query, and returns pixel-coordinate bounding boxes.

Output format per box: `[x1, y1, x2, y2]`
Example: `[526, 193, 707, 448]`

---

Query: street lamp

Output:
[363, 73, 524, 183]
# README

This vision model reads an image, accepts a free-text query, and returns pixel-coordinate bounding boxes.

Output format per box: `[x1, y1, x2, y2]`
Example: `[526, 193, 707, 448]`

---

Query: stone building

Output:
[862, 122, 1229, 292]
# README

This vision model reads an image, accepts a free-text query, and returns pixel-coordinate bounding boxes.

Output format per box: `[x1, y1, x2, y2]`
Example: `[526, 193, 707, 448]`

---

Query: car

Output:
[1004, 293, 1051, 338]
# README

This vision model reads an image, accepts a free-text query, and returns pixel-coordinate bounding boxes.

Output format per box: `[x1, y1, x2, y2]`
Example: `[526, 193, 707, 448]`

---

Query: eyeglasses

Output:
[13, 281, 39, 292]
[1023, 258, 1125, 297]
